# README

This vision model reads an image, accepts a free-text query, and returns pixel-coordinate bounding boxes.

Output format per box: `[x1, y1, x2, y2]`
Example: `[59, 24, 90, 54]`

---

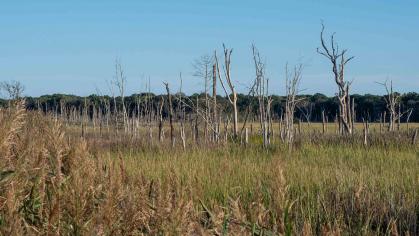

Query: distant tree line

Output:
[2, 92, 416, 123]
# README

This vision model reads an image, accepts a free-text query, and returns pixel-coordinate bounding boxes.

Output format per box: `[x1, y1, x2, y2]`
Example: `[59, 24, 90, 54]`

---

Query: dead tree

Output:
[215, 44, 239, 139]
[113, 59, 128, 133]
[252, 44, 272, 148]
[178, 74, 186, 151]
[362, 118, 369, 147]
[298, 101, 313, 126]
[1, 80, 25, 109]
[377, 80, 406, 132]
[195, 96, 200, 143]
[0, 80, 24, 101]
[317, 23, 354, 134]
[106, 79, 119, 134]
[193, 54, 213, 141]
[164, 82, 175, 147]
[212, 61, 218, 142]
[283, 64, 304, 147]
[321, 109, 327, 134]
[158, 97, 164, 142]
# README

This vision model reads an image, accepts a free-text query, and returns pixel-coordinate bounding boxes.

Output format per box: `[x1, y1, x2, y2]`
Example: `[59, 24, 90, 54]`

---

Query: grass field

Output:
[0, 105, 418, 235]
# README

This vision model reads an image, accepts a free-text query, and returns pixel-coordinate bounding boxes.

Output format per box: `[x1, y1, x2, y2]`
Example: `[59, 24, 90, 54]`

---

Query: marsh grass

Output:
[0, 106, 418, 235]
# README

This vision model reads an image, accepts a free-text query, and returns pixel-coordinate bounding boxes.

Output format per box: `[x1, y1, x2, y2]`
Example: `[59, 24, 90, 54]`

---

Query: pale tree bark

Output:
[377, 80, 410, 132]
[113, 59, 128, 133]
[178, 74, 186, 151]
[215, 44, 239, 139]
[158, 96, 164, 142]
[193, 54, 213, 141]
[252, 44, 272, 148]
[317, 23, 354, 135]
[363, 117, 369, 147]
[212, 61, 218, 142]
[284, 64, 304, 148]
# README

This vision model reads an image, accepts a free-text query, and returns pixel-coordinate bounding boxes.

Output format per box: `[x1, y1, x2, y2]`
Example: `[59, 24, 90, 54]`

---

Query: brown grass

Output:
[0, 104, 417, 235]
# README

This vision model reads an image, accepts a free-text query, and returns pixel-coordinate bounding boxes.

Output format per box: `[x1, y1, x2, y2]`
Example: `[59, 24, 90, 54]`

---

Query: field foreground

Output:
[0, 106, 418, 235]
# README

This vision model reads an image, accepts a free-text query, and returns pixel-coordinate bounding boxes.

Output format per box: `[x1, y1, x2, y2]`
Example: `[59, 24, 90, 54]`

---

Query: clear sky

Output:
[0, 0, 418, 97]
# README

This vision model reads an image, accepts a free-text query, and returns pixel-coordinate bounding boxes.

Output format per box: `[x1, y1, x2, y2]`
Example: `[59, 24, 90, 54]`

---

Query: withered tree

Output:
[252, 44, 272, 148]
[378, 80, 410, 131]
[215, 44, 239, 139]
[212, 60, 218, 142]
[317, 23, 355, 134]
[113, 59, 128, 133]
[192, 54, 213, 140]
[283, 63, 304, 147]
[163, 82, 175, 147]
[0, 80, 24, 101]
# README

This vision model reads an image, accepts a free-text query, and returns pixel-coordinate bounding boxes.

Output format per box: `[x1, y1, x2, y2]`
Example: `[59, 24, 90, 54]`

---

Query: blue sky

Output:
[0, 0, 418, 96]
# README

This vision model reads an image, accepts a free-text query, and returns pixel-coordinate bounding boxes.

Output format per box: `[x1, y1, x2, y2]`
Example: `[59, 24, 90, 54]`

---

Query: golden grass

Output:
[0, 106, 418, 235]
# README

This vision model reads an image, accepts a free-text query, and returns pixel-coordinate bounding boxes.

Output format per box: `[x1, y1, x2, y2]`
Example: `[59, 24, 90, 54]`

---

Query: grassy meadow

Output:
[0, 103, 418, 235]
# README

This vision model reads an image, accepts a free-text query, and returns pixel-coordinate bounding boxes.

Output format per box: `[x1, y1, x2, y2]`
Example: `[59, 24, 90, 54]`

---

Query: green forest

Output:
[17, 92, 419, 122]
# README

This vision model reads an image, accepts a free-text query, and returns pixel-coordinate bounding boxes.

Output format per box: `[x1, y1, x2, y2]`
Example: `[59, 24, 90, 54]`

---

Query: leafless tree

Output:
[1, 80, 24, 102]
[298, 100, 313, 126]
[252, 44, 272, 148]
[212, 61, 219, 142]
[283, 63, 304, 148]
[362, 117, 369, 147]
[158, 96, 164, 142]
[193, 55, 213, 140]
[164, 82, 175, 147]
[215, 44, 239, 139]
[317, 23, 355, 134]
[112, 59, 128, 133]
[178, 74, 186, 151]
[377, 80, 411, 131]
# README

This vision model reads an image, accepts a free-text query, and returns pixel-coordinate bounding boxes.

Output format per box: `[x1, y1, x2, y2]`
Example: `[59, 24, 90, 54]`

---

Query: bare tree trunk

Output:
[212, 62, 218, 142]
[114, 59, 128, 133]
[158, 97, 164, 142]
[351, 97, 355, 132]
[195, 112, 199, 144]
[363, 118, 368, 147]
[378, 81, 409, 132]
[284, 64, 303, 148]
[252, 45, 272, 148]
[232, 100, 238, 139]
[317, 23, 354, 135]
[180, 76, 186, 151]
[164, 83, 175, 148]
[215, 45, 239, 139]
[204, 73, 209, 141]
[180, 123, 186, 151]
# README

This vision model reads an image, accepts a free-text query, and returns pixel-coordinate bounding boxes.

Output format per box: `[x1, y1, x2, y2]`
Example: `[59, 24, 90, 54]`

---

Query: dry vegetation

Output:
[0, 100, 417, 235]
[1, 25, 418, 235]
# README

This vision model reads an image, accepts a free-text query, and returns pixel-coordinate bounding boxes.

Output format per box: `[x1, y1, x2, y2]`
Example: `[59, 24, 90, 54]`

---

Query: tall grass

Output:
[0, 105, 417, 235]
